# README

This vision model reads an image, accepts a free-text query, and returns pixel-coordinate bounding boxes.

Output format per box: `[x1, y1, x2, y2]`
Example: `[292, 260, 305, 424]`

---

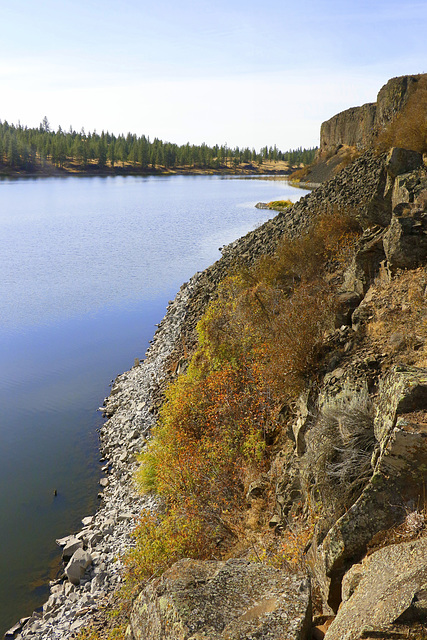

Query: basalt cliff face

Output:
[320, 74, 423, 156]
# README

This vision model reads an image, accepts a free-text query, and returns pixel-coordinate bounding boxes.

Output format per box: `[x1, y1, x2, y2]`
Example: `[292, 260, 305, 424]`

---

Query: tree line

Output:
[0, 117, 318, 172]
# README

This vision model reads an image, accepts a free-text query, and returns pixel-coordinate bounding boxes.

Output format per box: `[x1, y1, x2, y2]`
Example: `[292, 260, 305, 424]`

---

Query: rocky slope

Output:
[7, 147, 427, 639]
[122, 147, 427, 640]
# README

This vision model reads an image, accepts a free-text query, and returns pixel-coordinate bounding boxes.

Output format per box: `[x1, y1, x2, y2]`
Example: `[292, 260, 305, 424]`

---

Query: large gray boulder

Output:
[324, 537, 427, 640]
[65, 548, 93, 585]
[385, 147, 423, 179]
[125, 558, 311, 640]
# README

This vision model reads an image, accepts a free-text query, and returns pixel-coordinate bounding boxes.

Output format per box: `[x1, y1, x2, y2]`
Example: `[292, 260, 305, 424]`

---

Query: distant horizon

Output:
[1, 1, 426, 150]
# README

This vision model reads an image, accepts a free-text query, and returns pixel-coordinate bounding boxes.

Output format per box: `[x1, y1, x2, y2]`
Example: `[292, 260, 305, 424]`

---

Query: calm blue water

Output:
[0, 175, 308, 633]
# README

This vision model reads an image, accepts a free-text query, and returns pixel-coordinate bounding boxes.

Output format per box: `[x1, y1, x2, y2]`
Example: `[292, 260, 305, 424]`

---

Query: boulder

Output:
[62, 536, 83, 561]
[383, 202, 427, 272]
[125, 558, 311, 640]
[324, 537, 427, 640]
[385, 147, 423, 179]
[65, 548, 93, 586]
[342, 227, 386, 297]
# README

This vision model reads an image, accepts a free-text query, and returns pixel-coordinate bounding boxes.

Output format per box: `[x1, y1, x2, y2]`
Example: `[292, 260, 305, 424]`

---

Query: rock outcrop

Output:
[125, 559, 311, 640]
[324, 537, 427, 640]
[320, 74, 424, 156]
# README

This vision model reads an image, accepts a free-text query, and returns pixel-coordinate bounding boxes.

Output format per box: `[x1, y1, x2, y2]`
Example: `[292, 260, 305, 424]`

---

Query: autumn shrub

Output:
[252, 211, 361, 290]
[258, 280, 337, 397]
[252, 506, 320, 573]
[123, 507, 214, 593]
[129, 208, 362, 593]
[289, 165, 311, 181]
[138, 358, 271, 505]
[267, 199, 293, 209]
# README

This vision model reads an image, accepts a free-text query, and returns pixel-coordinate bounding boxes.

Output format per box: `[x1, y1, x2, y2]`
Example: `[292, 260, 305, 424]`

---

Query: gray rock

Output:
[324, 537, 427, 640]
[383, 203, 427, 272]
[126, 558, 311, 640]
[308, 366, 427, 612]
[65, 549, 93, 586]
[386, 147, 423, 178]
[62, 537, 83, 561]
[342, 227, 386, 297]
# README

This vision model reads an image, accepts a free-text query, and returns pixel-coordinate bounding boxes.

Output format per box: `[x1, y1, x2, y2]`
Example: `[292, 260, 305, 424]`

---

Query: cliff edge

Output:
[299, 73, 427, 186]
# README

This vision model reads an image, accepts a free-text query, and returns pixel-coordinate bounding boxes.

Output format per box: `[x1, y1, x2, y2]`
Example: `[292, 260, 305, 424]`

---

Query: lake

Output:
[0, 174, 308, 634]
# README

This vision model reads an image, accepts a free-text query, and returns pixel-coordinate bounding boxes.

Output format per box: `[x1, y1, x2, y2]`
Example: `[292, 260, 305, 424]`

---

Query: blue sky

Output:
[1, 0, 426, 149]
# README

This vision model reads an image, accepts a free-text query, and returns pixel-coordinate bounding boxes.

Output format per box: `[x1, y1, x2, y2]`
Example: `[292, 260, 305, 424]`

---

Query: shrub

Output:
[252, 211, 361, 290]
[123, 507, 214, 592]
[301, 388, 376, 522]
[130, 207, 362, 599]
[266, 199, 293, 209]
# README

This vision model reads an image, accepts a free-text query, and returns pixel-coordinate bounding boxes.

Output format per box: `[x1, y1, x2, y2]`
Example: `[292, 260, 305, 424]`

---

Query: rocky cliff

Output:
[320, 74, 423, 156]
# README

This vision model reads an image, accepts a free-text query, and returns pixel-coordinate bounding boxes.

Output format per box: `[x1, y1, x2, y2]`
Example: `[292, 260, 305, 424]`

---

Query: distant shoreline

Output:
[0, 163, 292, 180]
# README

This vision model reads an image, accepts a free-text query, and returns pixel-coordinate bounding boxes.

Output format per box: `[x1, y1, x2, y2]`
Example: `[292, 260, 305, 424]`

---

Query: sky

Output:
[1, 0, 426, 151]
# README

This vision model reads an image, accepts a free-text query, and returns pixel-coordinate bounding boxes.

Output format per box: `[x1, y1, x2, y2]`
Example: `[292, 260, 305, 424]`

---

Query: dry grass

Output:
[288, 165, 311, 181]
[300, 389, 375, 522]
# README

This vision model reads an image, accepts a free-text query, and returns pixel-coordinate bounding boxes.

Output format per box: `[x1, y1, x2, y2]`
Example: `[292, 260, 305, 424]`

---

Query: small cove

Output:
[0, 175, 309, 634]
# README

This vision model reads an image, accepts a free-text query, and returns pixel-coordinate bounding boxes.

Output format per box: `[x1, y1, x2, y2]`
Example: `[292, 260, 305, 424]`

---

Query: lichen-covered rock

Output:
[324, 537, 427, 640]
[374, 365, 427, 446]
[125, 558, 311, 640]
